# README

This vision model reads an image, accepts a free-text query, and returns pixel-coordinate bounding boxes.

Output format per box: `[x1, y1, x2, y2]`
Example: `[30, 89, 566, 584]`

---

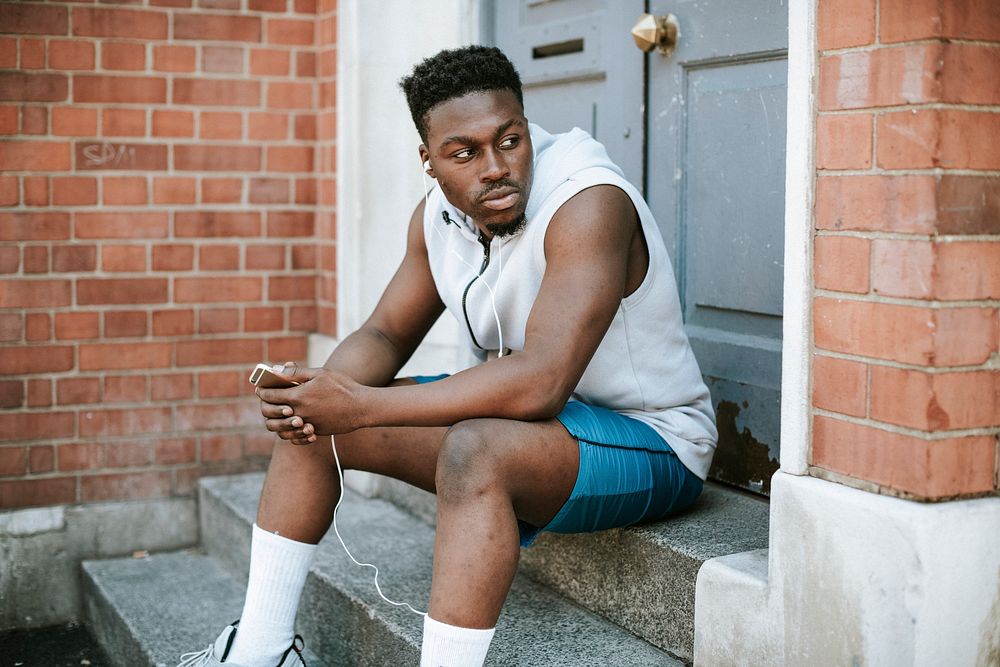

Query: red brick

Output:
[294, 114, 316, 140]
[105, 441, 151, 468]
[21, 39, 46, 69]
[79, 406, 171, 438]
[267, 335, 306, 362]
[250, 49, 289, 76]
[816, 113, 872, 170]
[104, 374, 147, 402]
[201, 434, 242, 461]
[0, 447, 27, 477]
[0, 39, 12, 69]
[818, 45, 942, 112]
[175, 145, 261, 171]
[23, 177, 48, 206]
[0, 412, 75, 442]
[936, 242, 1000, 300]
[202, 178, 243, 203]
[74, 75, 165, 104]
[29, 446, 54, 473]
[267, 211, 313, 237]
[153, 44, 196, 72]
[49, 40, 95, 70]
[268, 275, 314, 301]
[880, 0, 1000, 43]
[288, 306, 317, 332]
[0, 4, 68, 35]
[814, 175, 937, 234]
[52, 177, 98, 206]
[267, 18, 314, 45]
[0, 177, 17, 207]
[152, 309, 194, 336]
[75, 212, 168, 239]
[77, 278, 167, 305]
[52, 245, 97, 272]
[175, 277, 262, 303]
[267, 146, 313, 173]
[58, 377, 102, 405]
[249, 178, 290, 204]
[72, 7, 168, 39]
[0, 247, 18, 273]
[198, 307, 239, 334]
[818, 0, 878, 49]
[101, 41, 145, 71]
[155, 437, 196, 464]
[79, 342, 171, 371]
[0, 381, 23, 409]
[54, 311, 100, 340]
[198, 370, 243, 398]
[0, 314, 21, 342]
[200, 0, 240, 8]
[266, 82, 313, 110]
[23, 246, 49, 274]
[199, 245, 240, 271]
[25, 313, 51, 342]
[871, 239, 933, 299]
[104, 310, 147, 337]
[20, 106, 47, 135]
[246, 245, 285, 270]
[103, 177, 147, 206]
[244, 430, 275, 457]
[250, 0, 287, 11]
[203, 46, 244, 73]
[245, 306, 284, 332]
[175, 211, 260, 237]
[26, 380, 49, 408]
[151, 373, 193, 401]
[941, 44, 1000, 106]
[153, 177, 196, 204]
[0, 478, 76, 509]
[101, 108, 146, 136]
[0, 105, 17, 134]
[814, 298, 998, 367]
[52, 107, 98, 136]
[295, 52, 316, 78]
[294, 177, 315, 206]
[878, 110, 1000, 171]
[174, 78, 260, 107]
[871, 367, 998, 431]
[152, 244, 194, 271]
[76, 143, 167, 171]
[149, 110, 191, 139]
[80, 471, 170, 502]
[58, 443, 104, 472]
[296, 0, 318, 13]
[175, 400, 260, 430]
[174, 14, 261, 42]
[0, 279, 70, 308]
[175, 338, 263, 366]
[248, 112, 288, 140]
[200, 112, 243, 140]
[0, 141, 71, 170]
[812, 415, 996, 499]
[152, 0, 192, 7]
[318, 50, 335, 79]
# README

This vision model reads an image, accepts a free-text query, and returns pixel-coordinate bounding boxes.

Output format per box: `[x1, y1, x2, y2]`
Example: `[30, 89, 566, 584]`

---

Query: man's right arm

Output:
[319, 199, 445, 387]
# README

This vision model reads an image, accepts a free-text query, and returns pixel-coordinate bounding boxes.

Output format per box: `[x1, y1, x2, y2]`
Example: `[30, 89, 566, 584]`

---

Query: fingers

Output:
[259, 401, 293, 419]
[265, 415, 306, 433]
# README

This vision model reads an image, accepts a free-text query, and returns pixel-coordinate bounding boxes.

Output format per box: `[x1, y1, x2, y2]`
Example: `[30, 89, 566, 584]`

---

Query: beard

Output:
[485, 212, 527, 238]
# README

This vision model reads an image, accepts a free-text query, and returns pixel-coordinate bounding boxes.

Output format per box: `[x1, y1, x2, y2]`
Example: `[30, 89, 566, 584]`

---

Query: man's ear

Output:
[418, 145, 433, 177]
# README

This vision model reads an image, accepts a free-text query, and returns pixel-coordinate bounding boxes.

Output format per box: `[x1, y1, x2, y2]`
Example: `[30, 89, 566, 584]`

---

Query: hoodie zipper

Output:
[461, 234, 492, 350]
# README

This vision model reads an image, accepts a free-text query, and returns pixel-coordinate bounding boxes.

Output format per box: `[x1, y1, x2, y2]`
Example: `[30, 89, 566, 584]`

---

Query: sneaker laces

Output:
[175, 645, 214, 667]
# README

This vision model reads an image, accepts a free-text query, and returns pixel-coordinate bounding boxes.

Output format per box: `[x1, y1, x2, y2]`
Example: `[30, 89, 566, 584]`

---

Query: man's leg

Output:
[420, 418, 579, 667]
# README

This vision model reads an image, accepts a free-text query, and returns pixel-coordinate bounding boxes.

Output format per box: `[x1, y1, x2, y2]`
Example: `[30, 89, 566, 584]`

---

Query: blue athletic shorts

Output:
[412, 374, 704, 547]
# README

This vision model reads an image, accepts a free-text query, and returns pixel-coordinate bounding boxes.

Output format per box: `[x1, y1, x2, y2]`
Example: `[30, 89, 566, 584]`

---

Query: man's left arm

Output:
[262, 184, 637, 433]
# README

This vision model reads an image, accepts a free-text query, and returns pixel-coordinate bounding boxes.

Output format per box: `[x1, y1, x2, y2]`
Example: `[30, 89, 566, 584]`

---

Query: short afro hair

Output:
[400, 46, 524, 142]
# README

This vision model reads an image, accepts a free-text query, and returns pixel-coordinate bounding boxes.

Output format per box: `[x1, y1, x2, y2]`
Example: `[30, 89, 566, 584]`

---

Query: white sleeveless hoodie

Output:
[423, 124, 717, 479]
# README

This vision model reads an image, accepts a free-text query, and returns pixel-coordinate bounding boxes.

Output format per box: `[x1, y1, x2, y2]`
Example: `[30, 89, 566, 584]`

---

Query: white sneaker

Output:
[176, 621, 306, 667]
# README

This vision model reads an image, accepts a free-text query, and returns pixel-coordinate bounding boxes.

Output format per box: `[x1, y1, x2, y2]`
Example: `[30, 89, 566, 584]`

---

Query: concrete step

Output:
[374, 476, 770, 662]
[199, 473, 683, 666]
[81, 550, 325, 667]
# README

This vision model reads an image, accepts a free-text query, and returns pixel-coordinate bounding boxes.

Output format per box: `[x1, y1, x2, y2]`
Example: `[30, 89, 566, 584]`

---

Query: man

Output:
[178, 45, 716, 667]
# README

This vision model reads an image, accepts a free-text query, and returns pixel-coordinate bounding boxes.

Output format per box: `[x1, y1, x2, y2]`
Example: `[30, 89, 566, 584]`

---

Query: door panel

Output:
[648, 0, 787, 494]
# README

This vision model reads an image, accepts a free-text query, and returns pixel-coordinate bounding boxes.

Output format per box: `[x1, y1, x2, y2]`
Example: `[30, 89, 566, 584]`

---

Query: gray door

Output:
[493, 1, 787, 496]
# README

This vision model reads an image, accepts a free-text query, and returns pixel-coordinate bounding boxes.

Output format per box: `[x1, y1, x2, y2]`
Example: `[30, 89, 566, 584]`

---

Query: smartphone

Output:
[249, 363, 300, 389]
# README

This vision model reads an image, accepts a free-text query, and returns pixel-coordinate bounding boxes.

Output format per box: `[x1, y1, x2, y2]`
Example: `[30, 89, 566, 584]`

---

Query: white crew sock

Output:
[226, 523, 317, 666]
[420, 615, 496, 667]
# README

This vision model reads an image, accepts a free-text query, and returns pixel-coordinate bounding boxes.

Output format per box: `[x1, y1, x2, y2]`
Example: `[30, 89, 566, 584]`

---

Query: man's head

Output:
[401, 46, 532, 238]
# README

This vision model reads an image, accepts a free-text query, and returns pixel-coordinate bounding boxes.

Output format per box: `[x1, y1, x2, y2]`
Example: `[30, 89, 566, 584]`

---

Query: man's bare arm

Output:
[261, 185, 638, 434]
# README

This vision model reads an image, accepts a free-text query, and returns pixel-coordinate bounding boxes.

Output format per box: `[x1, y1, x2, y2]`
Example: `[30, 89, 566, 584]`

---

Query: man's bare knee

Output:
[436, 419, 511, 504]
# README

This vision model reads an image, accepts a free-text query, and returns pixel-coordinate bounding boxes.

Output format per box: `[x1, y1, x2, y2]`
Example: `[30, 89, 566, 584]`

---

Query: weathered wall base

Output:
[695, 472, 1000, 666]
[0, 497, 197, 629]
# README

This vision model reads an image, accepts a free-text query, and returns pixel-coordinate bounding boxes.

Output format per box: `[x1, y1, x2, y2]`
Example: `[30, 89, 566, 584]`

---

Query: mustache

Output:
[476, 178, 521, 203]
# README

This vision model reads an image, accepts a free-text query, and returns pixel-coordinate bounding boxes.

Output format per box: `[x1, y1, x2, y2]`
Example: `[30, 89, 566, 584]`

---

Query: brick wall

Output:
[811, 0, 1000, 499]
[0, 0, 337, 509]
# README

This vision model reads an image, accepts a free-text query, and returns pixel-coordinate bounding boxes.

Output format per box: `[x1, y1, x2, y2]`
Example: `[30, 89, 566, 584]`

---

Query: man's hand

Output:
[257, 367, 369, 444]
